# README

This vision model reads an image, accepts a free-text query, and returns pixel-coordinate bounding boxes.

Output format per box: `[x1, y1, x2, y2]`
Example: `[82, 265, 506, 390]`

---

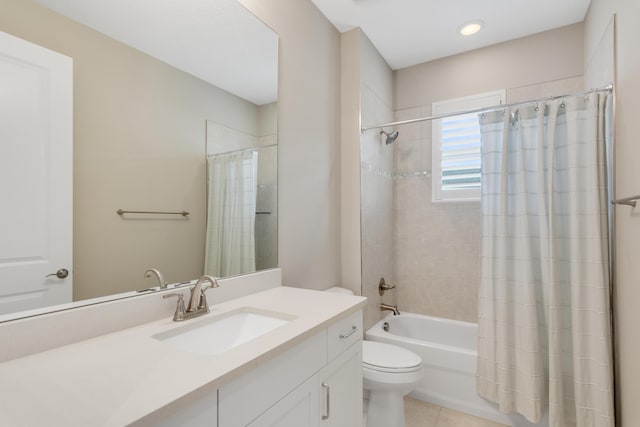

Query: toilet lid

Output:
[362, 341, 422, 372]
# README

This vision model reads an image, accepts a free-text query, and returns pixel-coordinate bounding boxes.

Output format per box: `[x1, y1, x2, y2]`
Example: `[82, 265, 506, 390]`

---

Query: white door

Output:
[0, 31, 73, 316]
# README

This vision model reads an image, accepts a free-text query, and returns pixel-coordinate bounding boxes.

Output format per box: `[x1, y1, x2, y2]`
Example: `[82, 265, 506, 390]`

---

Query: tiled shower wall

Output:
[361, 83, 396, 329]
[357, 30, 397, 330]
[393, 76, 584, 323]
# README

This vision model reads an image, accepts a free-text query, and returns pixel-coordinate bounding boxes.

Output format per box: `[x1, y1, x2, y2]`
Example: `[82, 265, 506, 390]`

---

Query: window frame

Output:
[431, 89, 506, 202]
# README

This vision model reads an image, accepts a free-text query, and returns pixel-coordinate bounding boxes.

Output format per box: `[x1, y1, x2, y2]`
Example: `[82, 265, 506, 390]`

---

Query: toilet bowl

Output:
[363, 341, 423, 427]
[325, 287, 423, 427]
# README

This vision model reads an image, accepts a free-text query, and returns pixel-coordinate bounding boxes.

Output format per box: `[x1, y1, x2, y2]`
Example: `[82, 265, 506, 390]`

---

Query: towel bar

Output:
[117, 209, 189, 217]
[611, 195, 640, 207]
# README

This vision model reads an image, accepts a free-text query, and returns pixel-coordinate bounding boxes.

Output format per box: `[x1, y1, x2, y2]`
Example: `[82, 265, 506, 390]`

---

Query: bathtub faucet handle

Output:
[378, 277, 396, 296]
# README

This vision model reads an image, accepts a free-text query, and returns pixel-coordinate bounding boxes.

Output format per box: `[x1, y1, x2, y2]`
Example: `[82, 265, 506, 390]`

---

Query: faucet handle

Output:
[378, 277, 396, 296]
[198, 282, 219, 310]
[163, 293, 186, 321]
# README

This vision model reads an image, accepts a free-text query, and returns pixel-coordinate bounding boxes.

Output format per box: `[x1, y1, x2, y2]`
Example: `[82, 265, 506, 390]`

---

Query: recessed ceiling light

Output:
[458, 20, 484, 36]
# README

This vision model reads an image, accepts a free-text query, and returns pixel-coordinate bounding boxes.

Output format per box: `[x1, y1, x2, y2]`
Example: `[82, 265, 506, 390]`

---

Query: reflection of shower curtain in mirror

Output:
[205, 151, 258, 277]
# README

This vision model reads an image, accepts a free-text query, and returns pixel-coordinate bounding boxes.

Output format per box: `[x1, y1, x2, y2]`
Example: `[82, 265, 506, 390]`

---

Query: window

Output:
[432, 90, 505, 202]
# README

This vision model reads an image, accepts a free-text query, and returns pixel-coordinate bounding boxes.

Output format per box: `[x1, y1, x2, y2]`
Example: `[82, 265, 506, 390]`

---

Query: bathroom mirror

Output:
[0, 0, 278, 320]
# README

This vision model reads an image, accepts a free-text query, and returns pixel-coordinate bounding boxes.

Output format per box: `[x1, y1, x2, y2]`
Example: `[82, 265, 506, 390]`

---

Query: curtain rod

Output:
[207, 143, 277, 158]
[361, 84, 614, 132]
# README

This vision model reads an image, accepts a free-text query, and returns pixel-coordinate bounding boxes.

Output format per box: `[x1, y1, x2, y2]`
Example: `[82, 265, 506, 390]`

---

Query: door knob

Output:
[46, 268, 69, 279]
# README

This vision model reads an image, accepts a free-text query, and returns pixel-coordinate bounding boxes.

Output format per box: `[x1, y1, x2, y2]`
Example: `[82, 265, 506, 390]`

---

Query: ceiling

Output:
[34, 0, 278, 105]
[311, 0, 592, 70]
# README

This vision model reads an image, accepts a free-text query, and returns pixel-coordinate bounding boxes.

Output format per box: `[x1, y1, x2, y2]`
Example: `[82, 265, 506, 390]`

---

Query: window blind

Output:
[439, 112, 482, 191]
[431, 89, 504, 202]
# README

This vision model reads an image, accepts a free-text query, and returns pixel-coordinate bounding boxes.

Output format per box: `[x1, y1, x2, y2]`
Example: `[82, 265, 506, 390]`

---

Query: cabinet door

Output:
[247, 374, 319, 427]
[318, 342, 362, 427]
[219, 333, 326, 426]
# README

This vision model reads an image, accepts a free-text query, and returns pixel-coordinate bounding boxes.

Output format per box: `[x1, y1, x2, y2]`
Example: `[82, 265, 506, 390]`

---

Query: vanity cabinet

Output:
[245, 339, 362, 427]
[318, 310, 363, 427]
[0, 284, 367, 427]
[246, 372, 319, 426]
[318, 341, 362, 427]
[218, 309, 363, 427]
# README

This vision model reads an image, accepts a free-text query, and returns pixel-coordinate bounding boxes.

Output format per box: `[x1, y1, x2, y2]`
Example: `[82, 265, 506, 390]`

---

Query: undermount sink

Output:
[153, 308, 295, 356]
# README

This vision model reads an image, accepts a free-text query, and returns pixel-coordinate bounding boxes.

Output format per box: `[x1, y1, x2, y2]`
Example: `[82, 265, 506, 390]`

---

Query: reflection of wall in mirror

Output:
[256, 103, 278, 272]
[0, 0, 272, 301]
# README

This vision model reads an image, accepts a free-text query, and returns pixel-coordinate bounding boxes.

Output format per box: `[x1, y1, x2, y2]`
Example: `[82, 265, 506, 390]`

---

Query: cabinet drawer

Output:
[327, 310, 362, 361]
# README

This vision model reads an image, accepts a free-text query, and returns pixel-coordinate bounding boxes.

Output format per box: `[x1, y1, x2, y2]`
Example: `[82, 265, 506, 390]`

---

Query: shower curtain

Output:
[476, 93, 614, 426]
[204, 150, 258, 277]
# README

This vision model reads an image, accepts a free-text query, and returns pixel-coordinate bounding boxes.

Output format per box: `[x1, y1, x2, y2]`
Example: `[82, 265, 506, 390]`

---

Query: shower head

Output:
[380, 129, 399, 145]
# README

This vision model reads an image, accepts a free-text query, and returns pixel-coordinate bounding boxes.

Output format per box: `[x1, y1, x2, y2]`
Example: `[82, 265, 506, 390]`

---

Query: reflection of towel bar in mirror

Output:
[117, 209, 190, 217]
[256, 211, 272, 215]
[611, 195, 640, 207]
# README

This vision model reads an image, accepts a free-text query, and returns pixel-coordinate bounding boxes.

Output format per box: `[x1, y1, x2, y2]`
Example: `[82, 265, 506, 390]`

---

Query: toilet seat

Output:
[362, 341, 422, 373]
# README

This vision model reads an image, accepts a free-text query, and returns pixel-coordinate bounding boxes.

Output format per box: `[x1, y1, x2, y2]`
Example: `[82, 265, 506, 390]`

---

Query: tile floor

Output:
[404, 397, 508, 427]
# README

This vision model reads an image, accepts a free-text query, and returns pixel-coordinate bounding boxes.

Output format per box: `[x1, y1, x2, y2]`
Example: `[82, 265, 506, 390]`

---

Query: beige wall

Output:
[584, 15, 615, 89]
[340, 28, 363, 296]
[393, 25, 584, 322]
[585, 1, 640, 424]
[395, 23, 584, 111]
[239, 0, 342, 290]
[0, 0, 263, 300]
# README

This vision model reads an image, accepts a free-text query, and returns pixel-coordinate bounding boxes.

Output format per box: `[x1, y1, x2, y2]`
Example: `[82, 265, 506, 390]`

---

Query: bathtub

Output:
[366, 312, 547, 427]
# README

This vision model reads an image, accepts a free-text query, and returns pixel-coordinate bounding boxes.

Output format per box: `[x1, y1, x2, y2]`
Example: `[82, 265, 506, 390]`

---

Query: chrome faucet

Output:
[163, 275, 220, 321]
[380, 303, 400, 316]
[144, 268, 168, 289]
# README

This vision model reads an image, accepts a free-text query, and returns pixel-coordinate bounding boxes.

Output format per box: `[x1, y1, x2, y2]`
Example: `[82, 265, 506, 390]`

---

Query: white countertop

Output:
[0, 286, 366, 426]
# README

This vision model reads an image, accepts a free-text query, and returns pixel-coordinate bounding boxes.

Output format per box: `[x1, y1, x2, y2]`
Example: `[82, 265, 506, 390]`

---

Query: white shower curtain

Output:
[204, 150, 258, 277]
[476, 93, 614, 426]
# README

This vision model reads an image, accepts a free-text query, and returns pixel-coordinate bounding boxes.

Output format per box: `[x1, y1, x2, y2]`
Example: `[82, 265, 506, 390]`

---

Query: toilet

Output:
[362, 340, 423, 427]
[325, 287, 423, 427]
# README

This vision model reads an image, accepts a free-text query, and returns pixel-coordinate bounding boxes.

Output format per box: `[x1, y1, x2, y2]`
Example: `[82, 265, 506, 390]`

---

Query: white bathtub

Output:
[366, 312, 547, 427]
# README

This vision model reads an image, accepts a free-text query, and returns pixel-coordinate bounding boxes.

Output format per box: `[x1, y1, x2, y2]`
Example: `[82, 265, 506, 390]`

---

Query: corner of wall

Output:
[240, 0, 343, 290]
[340, 28, 363, 296]
[584, 12, 615, 88]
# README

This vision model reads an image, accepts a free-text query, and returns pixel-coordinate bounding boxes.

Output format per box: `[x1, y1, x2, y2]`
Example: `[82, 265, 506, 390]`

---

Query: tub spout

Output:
[380, 303, 400, 315]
